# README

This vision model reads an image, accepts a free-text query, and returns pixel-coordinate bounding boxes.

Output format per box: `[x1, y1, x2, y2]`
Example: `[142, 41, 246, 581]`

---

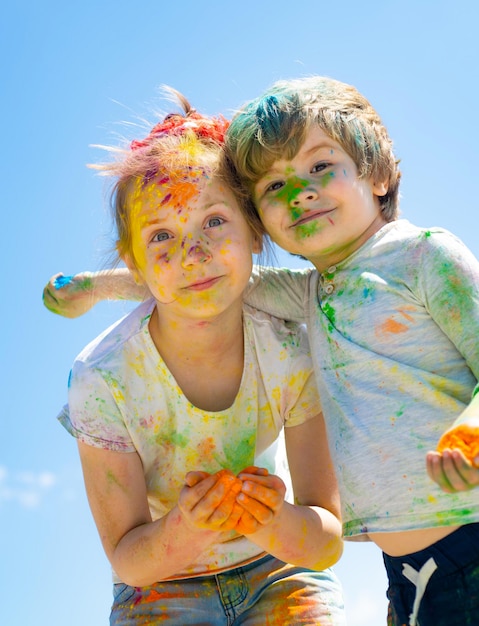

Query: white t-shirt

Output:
[245, 220, 479, 538]
[60, 299, 321, 579]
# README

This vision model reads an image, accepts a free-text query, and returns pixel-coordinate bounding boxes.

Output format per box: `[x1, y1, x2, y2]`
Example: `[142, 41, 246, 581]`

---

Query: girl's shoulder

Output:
[74, 298, 155, 369]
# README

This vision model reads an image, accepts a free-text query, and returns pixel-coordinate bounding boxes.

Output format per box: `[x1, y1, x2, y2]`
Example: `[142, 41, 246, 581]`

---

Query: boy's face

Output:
[252, 126, 388, 272]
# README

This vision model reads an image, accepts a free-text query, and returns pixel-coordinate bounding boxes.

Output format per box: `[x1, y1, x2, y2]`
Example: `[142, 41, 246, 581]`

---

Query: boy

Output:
[224, 75, 479, 626]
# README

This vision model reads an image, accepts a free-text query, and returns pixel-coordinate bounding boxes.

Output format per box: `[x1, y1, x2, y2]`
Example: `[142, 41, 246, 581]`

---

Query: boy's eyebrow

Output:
[261, 141, 338, 178]
[302, 140, 336, 157]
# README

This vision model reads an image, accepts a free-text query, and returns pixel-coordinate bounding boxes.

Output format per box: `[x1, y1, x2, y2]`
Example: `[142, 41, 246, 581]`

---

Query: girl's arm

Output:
[43, 269, 147, 318]
[77, 442, 243, 586]
[235, 413, 343, 571]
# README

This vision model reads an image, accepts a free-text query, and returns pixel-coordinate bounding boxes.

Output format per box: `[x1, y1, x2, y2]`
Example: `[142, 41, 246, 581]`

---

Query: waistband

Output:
[383, 522, 479, 582]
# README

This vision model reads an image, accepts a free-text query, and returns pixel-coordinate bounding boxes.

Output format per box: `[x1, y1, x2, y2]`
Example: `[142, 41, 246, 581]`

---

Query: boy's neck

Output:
[307, 215, 389, 272]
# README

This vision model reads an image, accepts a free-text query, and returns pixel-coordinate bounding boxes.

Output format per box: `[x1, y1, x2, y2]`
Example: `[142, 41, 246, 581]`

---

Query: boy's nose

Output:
[291, 188, 318, 207]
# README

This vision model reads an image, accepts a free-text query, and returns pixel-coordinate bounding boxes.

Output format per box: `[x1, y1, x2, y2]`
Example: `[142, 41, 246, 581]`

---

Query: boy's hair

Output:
[224, 76, 401, 221]
[89, 88, 264, 262]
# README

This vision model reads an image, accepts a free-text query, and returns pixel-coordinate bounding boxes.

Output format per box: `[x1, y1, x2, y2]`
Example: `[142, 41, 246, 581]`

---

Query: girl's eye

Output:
[151, 232, 170, 243]
[206, 217, 224, 228]
[311, 162, 329, 174]
[265, 181, 285, 193]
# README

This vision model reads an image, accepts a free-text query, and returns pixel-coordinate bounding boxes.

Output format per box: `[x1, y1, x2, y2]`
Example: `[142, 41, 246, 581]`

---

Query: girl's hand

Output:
[179, 470, 244, 532]
[235, 466, 286, 534]
[42, 272, 96, 318]
[426, 449, 479, 493]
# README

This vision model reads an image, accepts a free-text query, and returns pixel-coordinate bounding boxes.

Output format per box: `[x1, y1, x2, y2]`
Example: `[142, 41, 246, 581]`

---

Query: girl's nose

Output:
[181, 240, 212, 267]
[291, 188, 318, 207]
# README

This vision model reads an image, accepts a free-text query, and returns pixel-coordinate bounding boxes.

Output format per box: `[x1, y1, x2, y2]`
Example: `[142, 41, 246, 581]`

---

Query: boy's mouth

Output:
[291, 208, 335, 227]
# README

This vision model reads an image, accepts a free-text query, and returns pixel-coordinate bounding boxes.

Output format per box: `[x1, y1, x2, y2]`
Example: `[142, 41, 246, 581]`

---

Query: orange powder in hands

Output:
[213, 470, 244, 530]
[437, 424, 479, 466]
[236, 509, 260, 535]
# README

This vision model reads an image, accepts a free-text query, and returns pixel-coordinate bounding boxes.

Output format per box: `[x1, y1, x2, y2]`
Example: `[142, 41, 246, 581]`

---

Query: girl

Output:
[53, 90, 345, 625]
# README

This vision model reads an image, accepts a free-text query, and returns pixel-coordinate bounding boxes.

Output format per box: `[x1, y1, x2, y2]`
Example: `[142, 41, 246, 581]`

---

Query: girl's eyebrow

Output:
[141, 216, 168, 228]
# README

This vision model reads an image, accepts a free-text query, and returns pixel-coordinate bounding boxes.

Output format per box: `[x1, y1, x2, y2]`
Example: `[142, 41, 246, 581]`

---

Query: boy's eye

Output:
[206, 216, 224, 228]
[311, 162, 329, 174]
[151, 231, 170, 243]
[265, 181, 285, 193]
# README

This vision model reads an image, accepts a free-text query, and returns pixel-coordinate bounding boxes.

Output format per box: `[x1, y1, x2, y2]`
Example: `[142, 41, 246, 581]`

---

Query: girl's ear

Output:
[123, 253, 144, 285]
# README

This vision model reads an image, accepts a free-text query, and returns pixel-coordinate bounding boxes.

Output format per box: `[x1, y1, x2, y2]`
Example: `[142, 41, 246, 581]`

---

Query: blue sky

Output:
[2, 1, 478, 624]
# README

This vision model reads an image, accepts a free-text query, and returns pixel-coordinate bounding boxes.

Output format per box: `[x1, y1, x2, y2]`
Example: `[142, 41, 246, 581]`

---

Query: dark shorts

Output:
[383, 522, 479, 626]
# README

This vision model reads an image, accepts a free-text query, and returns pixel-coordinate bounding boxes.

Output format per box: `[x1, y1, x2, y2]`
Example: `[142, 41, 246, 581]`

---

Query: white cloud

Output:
[0, 465, 59, 509]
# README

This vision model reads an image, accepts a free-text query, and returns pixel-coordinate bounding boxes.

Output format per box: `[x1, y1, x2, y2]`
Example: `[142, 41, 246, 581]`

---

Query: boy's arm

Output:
[418, 233, 479, 491]
[244, 266, 311, 323]
[42, 269, 148, 318]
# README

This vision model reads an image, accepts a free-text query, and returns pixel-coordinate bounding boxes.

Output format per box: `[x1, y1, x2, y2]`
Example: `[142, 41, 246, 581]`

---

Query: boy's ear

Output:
[123, 253, 144, 285]
[373, 179, 388, 197]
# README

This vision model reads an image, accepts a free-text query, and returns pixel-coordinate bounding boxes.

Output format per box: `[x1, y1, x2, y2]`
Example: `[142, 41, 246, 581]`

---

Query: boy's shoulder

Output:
[375, 219, 464, 252]
[73, 298, 155, 369]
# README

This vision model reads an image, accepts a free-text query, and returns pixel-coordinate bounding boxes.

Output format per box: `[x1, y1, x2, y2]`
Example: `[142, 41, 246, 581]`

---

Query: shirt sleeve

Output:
[417, 229, 479, 382]
[244, 266, 312, 323]
[62, 360, 136, 452]
[284, 370, 322, 428]
[282, 322, 322, 428]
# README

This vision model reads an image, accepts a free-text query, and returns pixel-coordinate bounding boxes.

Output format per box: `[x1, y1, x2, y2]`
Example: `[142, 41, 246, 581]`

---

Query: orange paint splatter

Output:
[378, 318, 409, 334]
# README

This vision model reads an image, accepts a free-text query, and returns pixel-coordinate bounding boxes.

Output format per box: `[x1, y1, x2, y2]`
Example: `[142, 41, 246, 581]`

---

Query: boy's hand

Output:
[426, 449, 479, 493]
[179, 470, 244, 532]
[235, 466, 286, 534]
[42, 272, 96, 318]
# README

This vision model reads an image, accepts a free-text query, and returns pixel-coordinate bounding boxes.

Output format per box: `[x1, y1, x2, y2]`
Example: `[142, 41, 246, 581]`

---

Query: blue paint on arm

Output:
[54, 275, 74, 289]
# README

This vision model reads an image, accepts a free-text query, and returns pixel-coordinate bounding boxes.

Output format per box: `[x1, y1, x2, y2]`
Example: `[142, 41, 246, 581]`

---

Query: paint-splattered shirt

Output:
[245, 220, 479, 538]
[59, 299, 320, 580]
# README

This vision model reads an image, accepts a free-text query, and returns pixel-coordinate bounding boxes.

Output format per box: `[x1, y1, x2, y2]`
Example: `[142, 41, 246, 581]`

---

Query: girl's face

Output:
[252, 125, 388, 272]
[125, 166, 260, 320]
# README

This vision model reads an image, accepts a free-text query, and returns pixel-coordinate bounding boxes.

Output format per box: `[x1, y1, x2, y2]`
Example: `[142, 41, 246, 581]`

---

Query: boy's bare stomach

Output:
[371, 525, 460, 556]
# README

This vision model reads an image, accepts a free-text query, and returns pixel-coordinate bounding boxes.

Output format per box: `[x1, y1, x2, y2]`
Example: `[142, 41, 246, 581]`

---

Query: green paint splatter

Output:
[296, 220, 322, 239]
[320, 171, 335, 187]
[106, 469, 128, 494]
[167, 431, 189, 448]
[276, 176, 308, 204]
[322, 302, 336, 332]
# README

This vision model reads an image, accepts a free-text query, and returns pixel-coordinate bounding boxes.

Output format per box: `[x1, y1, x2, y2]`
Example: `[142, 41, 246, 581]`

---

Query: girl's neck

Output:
[150, 304, 244, 359]
[147, 305, 245, 412]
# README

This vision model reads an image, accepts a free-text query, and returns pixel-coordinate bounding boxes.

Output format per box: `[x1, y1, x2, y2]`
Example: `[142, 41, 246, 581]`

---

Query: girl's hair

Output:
[224, 76, 401, 221]
[89, 88, 264, 263]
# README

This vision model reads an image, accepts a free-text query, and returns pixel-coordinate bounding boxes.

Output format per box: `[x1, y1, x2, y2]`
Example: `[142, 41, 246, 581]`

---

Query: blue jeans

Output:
[384, 522, 479, 626]
[110, 554, 345, 625]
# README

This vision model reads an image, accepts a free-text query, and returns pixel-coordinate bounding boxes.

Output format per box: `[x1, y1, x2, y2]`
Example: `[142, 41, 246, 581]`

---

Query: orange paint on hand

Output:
[236, 510, 258, 534]
[437, 424, 479, 465]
